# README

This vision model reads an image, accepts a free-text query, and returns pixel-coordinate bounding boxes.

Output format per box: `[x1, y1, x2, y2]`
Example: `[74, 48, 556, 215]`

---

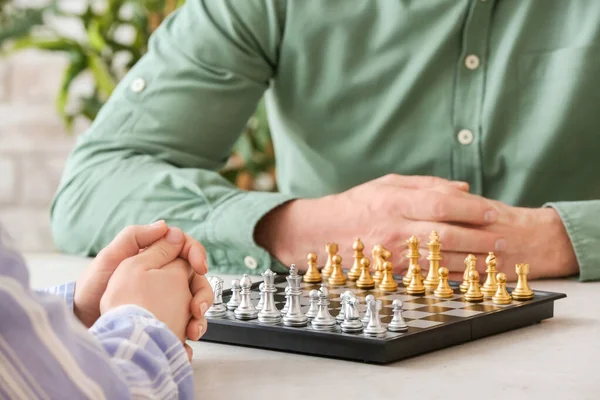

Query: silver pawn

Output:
[387, 299, 408, 332]
[255, 282, 265, 311]
[306, 289, 320, 320]
[310, 285, 337, 331]
[280, 286, 291, 315]
[340, 294, 363, 333]
[363, 298, 387, 336]
[362, 294, 375, 325]
[234, 274, 258, 320]
[205, 276, 226, 317]
[283, 264, 308, 327]
[258, 269, 281, 324]
[226, 279, 241, 311]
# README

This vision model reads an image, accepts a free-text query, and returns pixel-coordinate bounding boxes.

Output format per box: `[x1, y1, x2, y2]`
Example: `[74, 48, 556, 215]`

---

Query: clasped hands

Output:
[72, 221, 213, 360]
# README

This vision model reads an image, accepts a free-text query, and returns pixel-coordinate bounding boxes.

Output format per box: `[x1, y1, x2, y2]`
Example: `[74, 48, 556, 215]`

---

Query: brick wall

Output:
[0, 49, 87, 252]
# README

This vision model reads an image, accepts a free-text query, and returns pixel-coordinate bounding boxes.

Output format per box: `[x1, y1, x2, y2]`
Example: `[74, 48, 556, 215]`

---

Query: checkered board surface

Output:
[201, 275, 566, 364]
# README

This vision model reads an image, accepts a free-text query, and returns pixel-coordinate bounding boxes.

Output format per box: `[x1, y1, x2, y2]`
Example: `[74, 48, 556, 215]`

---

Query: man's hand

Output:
[256, 174, 504, 272]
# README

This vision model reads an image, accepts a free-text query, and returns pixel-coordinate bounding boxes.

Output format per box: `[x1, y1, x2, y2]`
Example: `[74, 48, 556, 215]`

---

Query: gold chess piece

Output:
[464, 269, 484, 303]
[403, 236, 422, 286]
[303, 252, 322, 283]
[433, 267, 454, 298]
[378, 261, 398, 292]
[321, 243, 338, 278]
[375, 248, 391, 285]
[372, 245, 384, 285]
[460, 254, 476, 293]
[406, 265, 425, 295]
[356, 257, 375, 289]
[328, 254, 346, 286]
[347, 238, 364, 281]
[481, 252, 499, 298]
[511, 263, 534, 300]
[492, 273, 512, 305]
[424, 231, 442, 291]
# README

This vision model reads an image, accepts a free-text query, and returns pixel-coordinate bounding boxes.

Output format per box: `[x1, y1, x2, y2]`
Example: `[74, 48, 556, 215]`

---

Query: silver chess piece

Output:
[234, 274, 258, 320]
[310, 285, 337, 331]
[280, 286, 291, 315]
[306, 289, 320, 320]
[205, 276, 226, 317]
[387, 299, 408, 332]
[364, 297, 387, 336]
[336, 291, 352, 322]
[255, 282, 265, 311]
[340, 293, 363, 333]
[362, 294, 375, 325]
[283, 264, 308, 327]
[226, 279, 241, 311]
[258, 270, 282, 324]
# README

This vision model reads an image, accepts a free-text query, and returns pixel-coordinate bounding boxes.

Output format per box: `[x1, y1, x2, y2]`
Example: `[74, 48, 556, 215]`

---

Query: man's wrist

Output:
[539, 207, 579, 277]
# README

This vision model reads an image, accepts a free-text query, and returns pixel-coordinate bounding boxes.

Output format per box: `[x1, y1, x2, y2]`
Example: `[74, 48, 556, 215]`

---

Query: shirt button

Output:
[465, 55, 480, 70]
[457, 129, 474, 145]
[130, 78, 146, 93]
[244, 256, 258, 270]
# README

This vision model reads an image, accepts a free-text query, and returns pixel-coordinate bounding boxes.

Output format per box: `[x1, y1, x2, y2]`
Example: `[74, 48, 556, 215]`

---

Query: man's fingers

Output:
[179, 234, 208, 275]
[394, 251, 495, 274]
[190, 274, 213, 319]
[128, 227, 186, 270]
[186, 317, 208, 341]
[183, 343, 194, 362]
[375, 174, 469, 191]
[94, 221, 169, 270]
[401, 223, 505, 254]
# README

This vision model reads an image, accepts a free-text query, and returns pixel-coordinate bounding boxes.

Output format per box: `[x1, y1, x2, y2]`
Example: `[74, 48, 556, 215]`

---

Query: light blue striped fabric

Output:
[0, 238, 195, 399]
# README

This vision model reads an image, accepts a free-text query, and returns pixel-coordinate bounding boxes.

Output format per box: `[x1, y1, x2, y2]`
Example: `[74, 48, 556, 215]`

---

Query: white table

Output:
[25, 253, 599, 400]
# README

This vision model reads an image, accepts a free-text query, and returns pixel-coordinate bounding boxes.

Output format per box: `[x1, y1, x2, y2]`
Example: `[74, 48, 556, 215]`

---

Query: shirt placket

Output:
[451, 0, 494, 195]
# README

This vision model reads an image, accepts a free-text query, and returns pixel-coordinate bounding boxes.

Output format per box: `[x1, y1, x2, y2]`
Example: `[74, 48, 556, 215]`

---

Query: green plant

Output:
[0, 0, 276, 191]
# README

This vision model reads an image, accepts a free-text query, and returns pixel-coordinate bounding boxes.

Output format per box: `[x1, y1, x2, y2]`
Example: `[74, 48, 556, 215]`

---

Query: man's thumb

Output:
[133, 228, 186, 270]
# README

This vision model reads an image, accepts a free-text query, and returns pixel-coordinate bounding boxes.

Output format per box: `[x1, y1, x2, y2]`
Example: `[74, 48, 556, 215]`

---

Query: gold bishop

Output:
[480, 252, 499, 298]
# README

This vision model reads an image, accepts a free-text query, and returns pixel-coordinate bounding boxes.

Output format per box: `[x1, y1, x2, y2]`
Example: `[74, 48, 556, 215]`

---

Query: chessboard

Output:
[199, 235, 566, 364]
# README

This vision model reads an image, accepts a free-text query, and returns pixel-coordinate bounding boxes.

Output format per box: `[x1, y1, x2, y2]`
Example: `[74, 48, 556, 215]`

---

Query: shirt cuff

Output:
[90, 304, 166, 333]
[39, 281, 76, 311]
[544, 201, 600, 281]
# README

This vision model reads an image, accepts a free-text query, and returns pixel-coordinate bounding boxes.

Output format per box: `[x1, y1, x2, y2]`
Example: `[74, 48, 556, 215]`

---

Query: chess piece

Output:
[306, 289, 320, 319]
[481, 252, 499, 298]
[371, 245, 384, 285]
[363, 298, 387, 336]
[283, 264, 308, 326]
[460, 254, 477, 293]
[340, 294, 363, 333]
[258, 269, 282, 324]
[387, 299, 408, 332]
[255, 282, 265, 311]
[356, 257, 375, 289]
[406, 265, 425, 295]
[362, 294, 375, 324]
[321, 243, 338, 278]
[281, 286, 291, 315]
[310, 285, 337, 331]
[424, 231, 442, 291]
[328, 254, 347, 286]
[336, 291, 352, 322]
[234, 274, 258, 320]
[492, 273, 512, 305]
[511, 263, 534, 300]
[205, 276, 226, 317]
[347, 238, 365, 281]
[433, 267, 454, 298]
[226, 279, 242, 310]
[464, 270, 484, 302]
[403, 236, 422, 286]
[303, 252, 322, 283]
[378, 261, 398, 292]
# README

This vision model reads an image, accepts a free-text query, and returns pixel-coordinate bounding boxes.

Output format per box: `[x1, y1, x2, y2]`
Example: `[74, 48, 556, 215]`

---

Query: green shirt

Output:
[51, 0, 600, 281]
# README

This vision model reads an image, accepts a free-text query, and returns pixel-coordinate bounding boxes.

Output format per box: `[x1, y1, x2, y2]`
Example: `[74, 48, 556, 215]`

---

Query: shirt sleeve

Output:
[544, 200, 600, 282]
[38, 281, 76, 311]
[50, 0, 293, 276]
[0, 239, 194, 399]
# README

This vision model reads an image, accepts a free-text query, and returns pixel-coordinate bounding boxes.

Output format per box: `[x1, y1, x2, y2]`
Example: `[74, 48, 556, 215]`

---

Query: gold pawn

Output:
[433, 267, 454, 298]
[303, 252, 322, 283]
[356, 257, 375, 289]
[347, 238, 364, 281]
[378, 261, 398, 292]
[328, 254, 346, 286]
[464, 270, 484, 303]
[511, 263, 534, 300]
[403, 236, 421, 286]
[481, 252, 499, 298]
[321, 243, 338, 278]
[372, 245, 384, 285]
[374, 248, 391, 285]
[460, 254, 476, 293]
[423, 231, 442, 291]
[406, 265, 425, 295]
[492, 272, 512, 305]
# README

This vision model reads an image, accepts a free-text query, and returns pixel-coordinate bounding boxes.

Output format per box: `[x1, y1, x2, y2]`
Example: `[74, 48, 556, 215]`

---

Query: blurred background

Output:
[0, 0, 276, 254]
